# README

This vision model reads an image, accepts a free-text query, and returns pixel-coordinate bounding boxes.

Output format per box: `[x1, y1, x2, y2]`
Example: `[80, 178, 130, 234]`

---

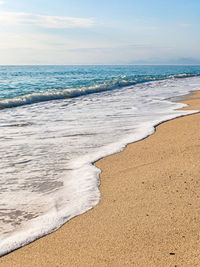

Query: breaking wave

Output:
[0, 72, 200, 109]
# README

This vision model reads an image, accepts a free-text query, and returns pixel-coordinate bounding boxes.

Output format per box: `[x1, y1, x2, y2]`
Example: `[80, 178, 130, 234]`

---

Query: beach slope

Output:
[1, 92, 200, 266]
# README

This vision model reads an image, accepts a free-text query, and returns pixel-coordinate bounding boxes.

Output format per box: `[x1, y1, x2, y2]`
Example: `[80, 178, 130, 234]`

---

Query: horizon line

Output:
[0, 64, 200, 66]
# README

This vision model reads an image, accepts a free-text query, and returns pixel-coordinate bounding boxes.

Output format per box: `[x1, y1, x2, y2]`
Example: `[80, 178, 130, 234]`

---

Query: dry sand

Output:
[1, 91, 200, 267]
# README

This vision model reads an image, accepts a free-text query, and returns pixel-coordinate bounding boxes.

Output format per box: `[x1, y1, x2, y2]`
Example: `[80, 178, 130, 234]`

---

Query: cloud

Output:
[0, 32, 52, 49]
[0, 0, 4, 4]
[0, 11, 94, 28]
[0, 31, 100, 51]
[179, 23, 192, 28]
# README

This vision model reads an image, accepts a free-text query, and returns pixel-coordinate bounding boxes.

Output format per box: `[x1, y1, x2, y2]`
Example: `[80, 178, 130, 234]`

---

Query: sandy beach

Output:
[0, 91, 200, 267]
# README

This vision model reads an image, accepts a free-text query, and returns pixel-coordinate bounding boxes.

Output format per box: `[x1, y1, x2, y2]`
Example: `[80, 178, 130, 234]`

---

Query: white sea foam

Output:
[0, 72, 199, 110]
[0, 76, 199, 256]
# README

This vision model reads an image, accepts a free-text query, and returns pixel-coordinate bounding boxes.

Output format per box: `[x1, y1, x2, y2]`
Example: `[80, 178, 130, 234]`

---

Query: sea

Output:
[0, 65, 200, 256]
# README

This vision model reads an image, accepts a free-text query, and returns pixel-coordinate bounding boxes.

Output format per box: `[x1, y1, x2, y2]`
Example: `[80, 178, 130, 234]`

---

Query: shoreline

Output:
[1, 91, 200, 266]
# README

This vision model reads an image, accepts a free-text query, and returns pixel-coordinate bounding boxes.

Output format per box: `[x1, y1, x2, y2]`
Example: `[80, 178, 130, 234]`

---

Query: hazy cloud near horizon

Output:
[0, 0, 199, 64]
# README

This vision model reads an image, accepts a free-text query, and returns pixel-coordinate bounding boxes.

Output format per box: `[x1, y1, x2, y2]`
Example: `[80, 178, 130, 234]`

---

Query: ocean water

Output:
[0, 65, 200, 256]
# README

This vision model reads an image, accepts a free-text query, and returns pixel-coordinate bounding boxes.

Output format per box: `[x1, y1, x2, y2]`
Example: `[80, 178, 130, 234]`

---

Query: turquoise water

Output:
[0, 65, 200, 256]
[0, 65, 200, 108]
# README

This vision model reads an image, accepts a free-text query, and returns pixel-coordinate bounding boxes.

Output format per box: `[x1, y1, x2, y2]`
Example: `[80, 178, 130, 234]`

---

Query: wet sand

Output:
[1, 91, 200, 266]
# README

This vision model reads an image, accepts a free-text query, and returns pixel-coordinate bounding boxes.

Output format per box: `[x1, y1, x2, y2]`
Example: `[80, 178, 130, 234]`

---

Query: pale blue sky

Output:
[0, 0, 200, 64]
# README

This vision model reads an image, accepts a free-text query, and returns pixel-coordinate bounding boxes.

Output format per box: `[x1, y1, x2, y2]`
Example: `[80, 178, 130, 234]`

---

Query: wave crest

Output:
[0, 72, 199, 109]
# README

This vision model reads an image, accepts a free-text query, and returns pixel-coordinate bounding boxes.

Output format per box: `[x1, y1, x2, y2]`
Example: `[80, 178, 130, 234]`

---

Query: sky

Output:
[0, 0, 200, 64]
